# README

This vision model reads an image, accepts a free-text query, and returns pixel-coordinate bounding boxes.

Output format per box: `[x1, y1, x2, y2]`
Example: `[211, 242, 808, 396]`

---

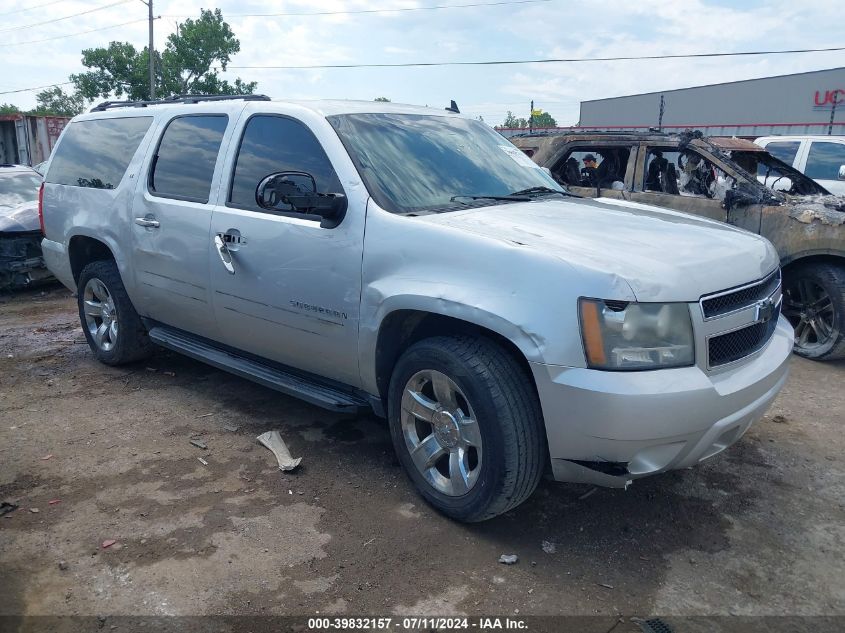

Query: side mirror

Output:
[838, 165, 845, 181]
[256, 171, 347, 228]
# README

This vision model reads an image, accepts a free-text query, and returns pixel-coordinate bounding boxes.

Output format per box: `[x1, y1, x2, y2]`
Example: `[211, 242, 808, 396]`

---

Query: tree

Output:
[532, 111, 557, 128]
[502, 110, 528, 129]
[501, 109, 556, 128]
[33, 86, 85, 116]
[72, 9, 257, 101]
[0, 103, 21, 114]
[374, 97, 391, 102]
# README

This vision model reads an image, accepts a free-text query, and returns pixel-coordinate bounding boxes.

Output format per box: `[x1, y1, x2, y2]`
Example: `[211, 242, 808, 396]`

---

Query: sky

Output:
[1, 0, 844, 126]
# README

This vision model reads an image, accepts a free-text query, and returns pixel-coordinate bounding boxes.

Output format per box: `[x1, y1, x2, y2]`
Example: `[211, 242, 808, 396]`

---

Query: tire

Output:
[387, 335, 545, 522]
[782, 262, 845, 361]
[77, 260, 154, 365]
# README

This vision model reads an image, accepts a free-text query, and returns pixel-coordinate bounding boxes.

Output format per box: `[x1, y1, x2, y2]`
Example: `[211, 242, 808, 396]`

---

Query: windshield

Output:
[328, 113, 564, 214]
[730, 150, 828, 196]
[0, 172, 42, 208]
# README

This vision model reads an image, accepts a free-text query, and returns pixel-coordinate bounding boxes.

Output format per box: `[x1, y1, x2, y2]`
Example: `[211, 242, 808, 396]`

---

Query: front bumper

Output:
[0, 232, 53, 290]
[531, 315, 793, 487]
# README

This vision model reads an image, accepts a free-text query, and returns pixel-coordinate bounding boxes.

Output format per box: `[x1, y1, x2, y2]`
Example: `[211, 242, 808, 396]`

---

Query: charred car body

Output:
[0, 165, 51, 290]
[512, 131, 845, 360]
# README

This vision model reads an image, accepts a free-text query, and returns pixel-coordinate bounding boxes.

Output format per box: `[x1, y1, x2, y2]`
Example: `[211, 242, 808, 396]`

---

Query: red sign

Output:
[814, 89, 844, 107]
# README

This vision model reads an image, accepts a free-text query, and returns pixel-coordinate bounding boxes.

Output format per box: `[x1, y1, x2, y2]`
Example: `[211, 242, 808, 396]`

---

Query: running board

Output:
[148, 326, 368, 413]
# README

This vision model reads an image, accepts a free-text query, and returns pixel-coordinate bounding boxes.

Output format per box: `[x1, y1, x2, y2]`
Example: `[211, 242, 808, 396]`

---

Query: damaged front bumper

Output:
[0, 231, 53, 290]
[531, 315, 793, 487]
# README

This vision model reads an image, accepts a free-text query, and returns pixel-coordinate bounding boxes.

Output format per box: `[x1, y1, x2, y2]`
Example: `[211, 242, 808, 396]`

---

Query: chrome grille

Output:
[708, 301, 781, 367]
[701, 269, 781, 319]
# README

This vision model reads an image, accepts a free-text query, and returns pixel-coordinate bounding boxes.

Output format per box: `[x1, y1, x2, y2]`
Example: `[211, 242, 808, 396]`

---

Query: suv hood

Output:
[418, 196, 779, 302]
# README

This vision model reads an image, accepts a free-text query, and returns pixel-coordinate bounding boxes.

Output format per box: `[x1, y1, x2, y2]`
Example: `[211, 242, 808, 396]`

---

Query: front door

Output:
[549, 144, 637, 199]
[131, 114, 232, 339]
[208, 113, 365, 387]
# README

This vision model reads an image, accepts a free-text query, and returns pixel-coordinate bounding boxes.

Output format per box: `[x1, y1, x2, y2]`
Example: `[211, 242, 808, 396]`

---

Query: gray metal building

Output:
[577, 67, 845, 137]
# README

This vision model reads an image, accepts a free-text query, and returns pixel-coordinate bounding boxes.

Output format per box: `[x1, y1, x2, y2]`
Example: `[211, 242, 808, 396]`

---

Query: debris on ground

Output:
[598, 582, 614, 589]
[58, 561, 68, 571]
[771, 415, 788, 424]
[189, 439, 208, 450]
[197, 413, 214, 418]
[101, 540, 117, 549]
[48, 499, 61, 505]
[579, 487, 598, 500]
[197, 457, 208, 466]
[499, 554, 519, 565]
[163, 371, 176, 377]
[0, 502, 18, 516]
[541, 540, 557, 554]
[257, 430, 302, 472]
[41, 454, 53, 461]
[222, 423, 239, 432]
[29, 508, 39, 513]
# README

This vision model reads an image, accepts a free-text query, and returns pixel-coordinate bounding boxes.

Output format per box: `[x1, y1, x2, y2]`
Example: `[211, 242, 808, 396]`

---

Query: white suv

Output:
[39, 95, 792, 521]
[755, 135, 845, 195]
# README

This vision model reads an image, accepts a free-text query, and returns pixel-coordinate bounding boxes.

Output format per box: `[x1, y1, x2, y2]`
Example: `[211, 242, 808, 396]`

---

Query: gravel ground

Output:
[0, 285, 843, 630]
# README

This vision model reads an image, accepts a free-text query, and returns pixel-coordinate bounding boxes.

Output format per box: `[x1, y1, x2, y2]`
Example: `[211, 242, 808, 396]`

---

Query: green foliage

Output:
[374, 97, 391, 102]
[502, 109, 557, 128]
[71, 9, 257, 101]
[0, 103, 21, 114]
[33, 86, 85, 117]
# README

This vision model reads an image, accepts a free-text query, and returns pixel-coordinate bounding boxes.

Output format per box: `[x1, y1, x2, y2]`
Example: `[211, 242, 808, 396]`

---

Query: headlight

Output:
[579, 298, 694, 370]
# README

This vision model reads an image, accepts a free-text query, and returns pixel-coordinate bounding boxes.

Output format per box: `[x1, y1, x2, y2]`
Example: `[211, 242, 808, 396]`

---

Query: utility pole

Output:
[658, 95, 665, 131]
[529, 100, 534, 133]
[139, 0, 155, 100]
[829, 90, 840, 136]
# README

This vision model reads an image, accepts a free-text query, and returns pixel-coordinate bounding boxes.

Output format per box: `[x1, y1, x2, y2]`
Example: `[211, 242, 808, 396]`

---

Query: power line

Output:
[0, 0, 132, 33]
[164, 0, 551, 19]
[0, 17, 149, 47]
[229, 46, 845, 70]
[0, 0, 67, 18]
[0, 81, 74, 96]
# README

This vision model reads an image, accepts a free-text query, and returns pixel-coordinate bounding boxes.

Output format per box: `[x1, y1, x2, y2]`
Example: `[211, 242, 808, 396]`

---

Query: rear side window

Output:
[805, 141, 845, 180]
[228, 115, 342, 212]
[149, 115, 228, 203]
[761, 141, 800, 172]
[47, 117, 152, 190]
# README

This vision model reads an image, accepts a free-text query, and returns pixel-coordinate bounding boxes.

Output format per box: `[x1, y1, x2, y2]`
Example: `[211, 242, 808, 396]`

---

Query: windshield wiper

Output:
[508, 185, 578, 198]
[450, 194, 530, 203]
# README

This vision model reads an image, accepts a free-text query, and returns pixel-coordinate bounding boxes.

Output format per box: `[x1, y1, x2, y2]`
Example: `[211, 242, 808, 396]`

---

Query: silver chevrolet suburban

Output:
[39, 96, 793, 522]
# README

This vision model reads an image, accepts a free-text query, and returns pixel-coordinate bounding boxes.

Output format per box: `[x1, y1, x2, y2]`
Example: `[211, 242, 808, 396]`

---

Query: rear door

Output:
[130, 112, 233, 340]
[630, 143, 728, 222]
[207, 111, 366, 387]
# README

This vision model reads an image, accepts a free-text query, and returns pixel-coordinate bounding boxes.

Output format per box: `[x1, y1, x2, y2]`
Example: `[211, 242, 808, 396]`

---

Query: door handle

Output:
[134, 217, 160, 228]
[214, 234, 235, 274]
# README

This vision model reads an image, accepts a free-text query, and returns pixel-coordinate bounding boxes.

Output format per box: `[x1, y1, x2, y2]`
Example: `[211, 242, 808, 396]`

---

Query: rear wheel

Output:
[388, 335, 545, 522]
[77, 260, 154, 365]
[782, 262, 845, 360]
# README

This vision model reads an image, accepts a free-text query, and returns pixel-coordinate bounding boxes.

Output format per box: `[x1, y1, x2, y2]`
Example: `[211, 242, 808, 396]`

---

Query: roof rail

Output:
[90, 93, 271, 112]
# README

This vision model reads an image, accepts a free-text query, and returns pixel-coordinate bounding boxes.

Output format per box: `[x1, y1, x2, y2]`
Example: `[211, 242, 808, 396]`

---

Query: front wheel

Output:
[387, 336, 545, 522]
[782, 262, 845, 360]
[77, 260, 154, 365]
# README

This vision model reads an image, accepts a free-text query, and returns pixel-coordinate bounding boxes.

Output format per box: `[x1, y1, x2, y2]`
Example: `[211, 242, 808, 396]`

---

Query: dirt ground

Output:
[1, 285, 843, 629]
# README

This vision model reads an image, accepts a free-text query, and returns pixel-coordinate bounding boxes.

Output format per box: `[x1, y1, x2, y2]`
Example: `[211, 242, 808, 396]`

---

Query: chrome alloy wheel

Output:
[400, 369, 482, 496]
[783, 277, 836, 352]
[82, 277, 118, 352]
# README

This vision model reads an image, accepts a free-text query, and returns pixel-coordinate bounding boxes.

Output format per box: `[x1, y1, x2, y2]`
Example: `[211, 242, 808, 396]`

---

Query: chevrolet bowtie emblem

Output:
[755, 298, 775, 322]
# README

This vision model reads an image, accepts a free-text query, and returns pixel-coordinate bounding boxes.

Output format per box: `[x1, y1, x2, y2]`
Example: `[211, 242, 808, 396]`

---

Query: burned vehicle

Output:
[0, 165, 51, 290]
[512, 131, 845, 360]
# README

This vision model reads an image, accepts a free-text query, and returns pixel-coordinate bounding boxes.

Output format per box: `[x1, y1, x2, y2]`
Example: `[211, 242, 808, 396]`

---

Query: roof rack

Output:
[90, 93, 271, 112]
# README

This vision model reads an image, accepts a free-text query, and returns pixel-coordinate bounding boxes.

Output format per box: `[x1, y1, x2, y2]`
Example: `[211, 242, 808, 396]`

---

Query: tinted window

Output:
[47, 117, 152, 189]
[229, 115, 342, 212]
[761, 141, 800, 172]
[150, 115, 228, 203]
[329, 113, 562, 214]
[805, 141, 845, 180]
